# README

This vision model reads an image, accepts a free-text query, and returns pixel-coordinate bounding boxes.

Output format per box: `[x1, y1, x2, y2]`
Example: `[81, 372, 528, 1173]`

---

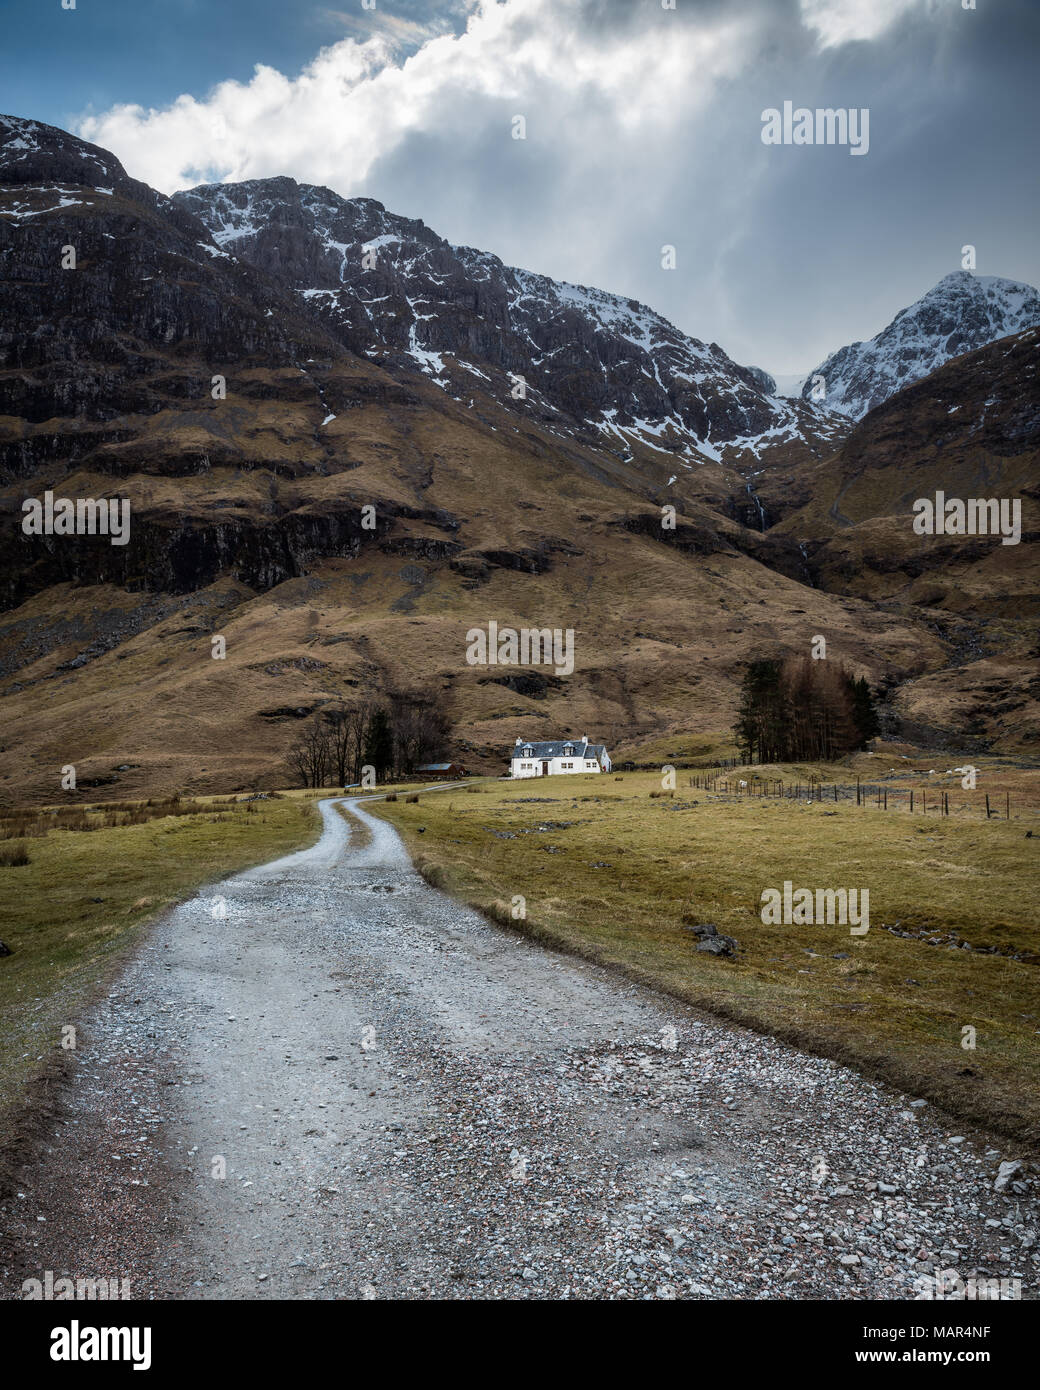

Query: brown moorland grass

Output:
[370, 768, 1040, 1146]
[0, 508, 962, 807]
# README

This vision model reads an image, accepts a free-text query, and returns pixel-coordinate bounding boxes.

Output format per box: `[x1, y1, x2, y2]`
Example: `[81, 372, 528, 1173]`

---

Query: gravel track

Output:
[2, 797, 1035, 1301]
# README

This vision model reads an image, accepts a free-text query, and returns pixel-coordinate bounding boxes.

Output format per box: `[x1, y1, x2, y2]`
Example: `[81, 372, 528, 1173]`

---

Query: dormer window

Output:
[563, 742, 573, 753]
[522, 746, 532, 757]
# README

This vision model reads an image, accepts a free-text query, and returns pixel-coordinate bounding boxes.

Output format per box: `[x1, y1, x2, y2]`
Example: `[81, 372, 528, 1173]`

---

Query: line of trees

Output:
[286, 692, 452, 788]
[734, 656, 880, 764]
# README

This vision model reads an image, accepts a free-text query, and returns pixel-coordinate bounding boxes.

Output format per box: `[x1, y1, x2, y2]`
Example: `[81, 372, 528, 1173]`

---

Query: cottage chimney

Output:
[582, 733, 589, 743]
[515, 737, 522, 745]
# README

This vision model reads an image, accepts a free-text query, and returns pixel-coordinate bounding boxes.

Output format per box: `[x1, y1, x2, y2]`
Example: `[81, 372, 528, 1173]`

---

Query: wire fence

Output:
[687, 771, 1020, 821]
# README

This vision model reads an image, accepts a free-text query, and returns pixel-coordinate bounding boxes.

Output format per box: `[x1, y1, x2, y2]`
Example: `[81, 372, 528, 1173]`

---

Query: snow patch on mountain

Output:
[771, 371, 810, 399]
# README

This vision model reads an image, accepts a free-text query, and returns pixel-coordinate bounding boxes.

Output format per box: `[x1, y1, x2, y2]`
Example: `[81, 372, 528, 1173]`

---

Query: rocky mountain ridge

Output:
[172, 176, 849, 471]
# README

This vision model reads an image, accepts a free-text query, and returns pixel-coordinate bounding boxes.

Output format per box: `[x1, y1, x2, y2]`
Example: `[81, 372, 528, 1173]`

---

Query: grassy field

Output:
[370, 768, 1040, 1145]
[0, 792, 320, 1190]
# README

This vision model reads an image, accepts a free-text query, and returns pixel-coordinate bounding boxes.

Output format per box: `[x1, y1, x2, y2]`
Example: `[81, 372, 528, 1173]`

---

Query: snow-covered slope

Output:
[771, 371, 810, 400]
[173, 177, 847, 469]
[803, 272, 1040, 419]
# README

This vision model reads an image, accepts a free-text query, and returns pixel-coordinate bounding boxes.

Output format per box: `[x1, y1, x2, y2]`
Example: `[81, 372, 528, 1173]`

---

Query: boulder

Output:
[687, 923, 738, 956]
[994, 1160, 1023, 1192]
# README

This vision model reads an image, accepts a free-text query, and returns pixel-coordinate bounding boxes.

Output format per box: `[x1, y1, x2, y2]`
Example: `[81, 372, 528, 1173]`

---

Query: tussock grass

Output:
[0, 794, 248, 839]
[373, 768, 1040, 1144]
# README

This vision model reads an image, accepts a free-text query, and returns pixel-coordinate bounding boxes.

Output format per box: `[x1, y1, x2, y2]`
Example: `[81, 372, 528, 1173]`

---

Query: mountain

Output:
[781, 327, 1040, 606]
[777, 328, 1040, 748]
[801, 272, 1040, 420]
[172, 177, 848, 474]
[0, 118, 355, 496]
[0, 112, 1036, 801]
[742, 365, 777, 394]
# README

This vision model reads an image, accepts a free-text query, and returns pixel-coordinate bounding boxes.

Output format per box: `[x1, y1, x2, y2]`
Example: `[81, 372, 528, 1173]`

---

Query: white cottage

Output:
[509, 736, 612, 778]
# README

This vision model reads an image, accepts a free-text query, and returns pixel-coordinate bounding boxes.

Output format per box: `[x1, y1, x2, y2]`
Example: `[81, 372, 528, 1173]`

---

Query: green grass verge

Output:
[370, 771, 1040, 1146]
[0, 794, 320, 1188]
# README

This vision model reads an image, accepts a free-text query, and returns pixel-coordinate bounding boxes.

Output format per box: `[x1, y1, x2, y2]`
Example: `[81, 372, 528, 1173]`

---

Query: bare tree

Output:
[286, 715, 333, 788]
[286, 695, 451, 786]
[285, 733, 312, 788]
[387, 688, 452, 774]
[346, 700, 370, 784]
[325, 704, 353, 786]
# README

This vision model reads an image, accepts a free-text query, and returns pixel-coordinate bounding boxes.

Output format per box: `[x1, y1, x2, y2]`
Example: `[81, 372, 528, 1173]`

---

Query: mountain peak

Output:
[1, 112, 129, 192]
[803, 269, 1040, 418]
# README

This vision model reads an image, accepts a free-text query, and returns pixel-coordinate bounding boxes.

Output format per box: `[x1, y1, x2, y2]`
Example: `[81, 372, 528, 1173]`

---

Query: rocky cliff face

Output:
[802, 272, 1040, 420]
[172, 177, 847, 468]
[0, 117, 357, 465]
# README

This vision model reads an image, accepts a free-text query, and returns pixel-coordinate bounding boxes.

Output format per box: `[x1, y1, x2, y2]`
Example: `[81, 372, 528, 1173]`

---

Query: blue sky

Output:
[1, 1, 466, 130]
[3, 0, 1038, 374]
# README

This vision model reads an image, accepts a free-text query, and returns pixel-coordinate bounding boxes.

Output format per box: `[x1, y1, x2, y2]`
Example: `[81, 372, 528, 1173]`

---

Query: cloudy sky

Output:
[4, 0, 1037, 374]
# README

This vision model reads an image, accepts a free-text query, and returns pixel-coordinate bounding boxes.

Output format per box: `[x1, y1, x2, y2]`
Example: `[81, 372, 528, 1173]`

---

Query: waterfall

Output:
[745, 482, 767, 532]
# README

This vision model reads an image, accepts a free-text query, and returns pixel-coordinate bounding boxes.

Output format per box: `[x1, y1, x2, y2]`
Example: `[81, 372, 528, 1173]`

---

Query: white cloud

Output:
[76, 0, 749, 195]
[798, 0, 921, 49]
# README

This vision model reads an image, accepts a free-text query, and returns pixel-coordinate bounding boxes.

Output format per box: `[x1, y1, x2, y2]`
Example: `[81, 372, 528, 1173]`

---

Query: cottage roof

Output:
[510, 740, 607, 759]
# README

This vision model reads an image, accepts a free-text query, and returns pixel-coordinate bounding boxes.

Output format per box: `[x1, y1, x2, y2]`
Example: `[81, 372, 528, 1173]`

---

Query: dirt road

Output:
[1, 798, 1034, 1300]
